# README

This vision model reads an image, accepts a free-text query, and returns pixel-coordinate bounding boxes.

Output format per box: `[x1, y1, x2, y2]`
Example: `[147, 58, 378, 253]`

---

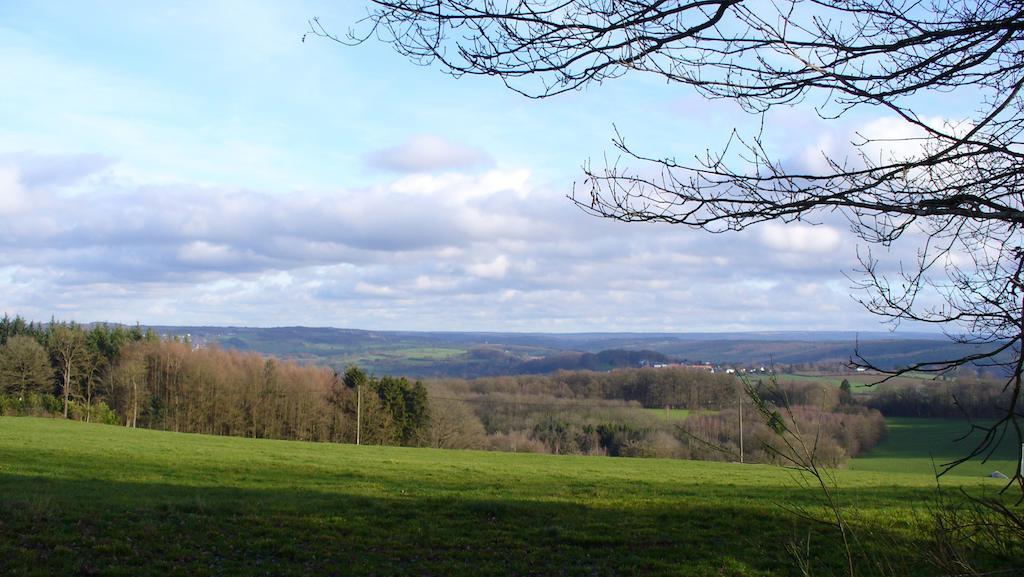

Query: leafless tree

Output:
[308, 0, 1024, 493]
[48, 325, 87, 419]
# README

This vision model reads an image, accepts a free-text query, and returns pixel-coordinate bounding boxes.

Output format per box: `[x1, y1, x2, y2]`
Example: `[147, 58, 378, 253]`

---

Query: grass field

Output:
[850, 417, 1018, 478]
[642, 407, 694, 422]
[0, 417, 1017, 576]
[776, 371, 936, 392]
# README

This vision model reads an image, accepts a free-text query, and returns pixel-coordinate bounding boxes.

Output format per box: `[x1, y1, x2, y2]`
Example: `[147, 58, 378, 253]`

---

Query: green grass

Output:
[850, 417, 1018, 478]
[776, 371, 935, 392]
[0, 417, 1016, 576]
[639, 408, 719, 423]
[397, 346, 468, 360]
[351, 347, 467, 363]
[642, 407, 694, 422]
[777, 372, 863, 387]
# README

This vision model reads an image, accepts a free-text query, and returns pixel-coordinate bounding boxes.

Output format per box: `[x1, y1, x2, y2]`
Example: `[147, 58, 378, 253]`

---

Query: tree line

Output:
[426, 368, 1015, 463]
[434, 367, 740, 409]
[428, 369, 888, 464]
[864, 377, 1022, 419]
[0, 315, 158, 422]
[678, 382, 887, 466]
[5, 314, 1003, 465]
[0, 315, 430, 447]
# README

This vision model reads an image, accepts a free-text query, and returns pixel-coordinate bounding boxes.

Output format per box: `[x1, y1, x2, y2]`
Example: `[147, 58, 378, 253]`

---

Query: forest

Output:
[428, 370, 889, 465]
[0, 315, 430, 447]
[2, 315, 1015, 467]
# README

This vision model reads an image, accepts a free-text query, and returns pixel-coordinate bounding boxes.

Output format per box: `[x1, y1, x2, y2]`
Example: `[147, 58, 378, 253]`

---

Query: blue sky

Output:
[0, 1, 945, 332]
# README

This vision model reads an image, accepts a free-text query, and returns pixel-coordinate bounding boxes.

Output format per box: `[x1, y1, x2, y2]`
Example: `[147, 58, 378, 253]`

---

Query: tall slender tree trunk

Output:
[86, 379, 93, 423]
[130, 376, 138, 428]
[738, 387, 744, 464]
[62, 364, 70, 418]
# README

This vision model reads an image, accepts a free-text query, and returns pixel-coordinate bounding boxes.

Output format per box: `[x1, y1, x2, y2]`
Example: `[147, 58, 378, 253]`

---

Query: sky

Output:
[0, 1, 957, 332]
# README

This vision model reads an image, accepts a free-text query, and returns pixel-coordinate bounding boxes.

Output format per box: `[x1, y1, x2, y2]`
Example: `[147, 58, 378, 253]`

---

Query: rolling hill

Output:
[0, 417, 1016, 576]
[148, 325, 997, 378]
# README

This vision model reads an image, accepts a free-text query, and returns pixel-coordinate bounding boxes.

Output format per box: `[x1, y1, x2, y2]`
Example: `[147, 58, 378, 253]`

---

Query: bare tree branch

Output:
[318, 0, 1024, 494]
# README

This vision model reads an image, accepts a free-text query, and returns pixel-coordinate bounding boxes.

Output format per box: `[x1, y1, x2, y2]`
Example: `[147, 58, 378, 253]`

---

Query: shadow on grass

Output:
[0, 472, 937, 577]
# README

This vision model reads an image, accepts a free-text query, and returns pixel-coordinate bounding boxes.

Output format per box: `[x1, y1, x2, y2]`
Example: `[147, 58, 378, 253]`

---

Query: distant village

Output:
[639, 361, 768, 375]
[641, 360, 871, 375]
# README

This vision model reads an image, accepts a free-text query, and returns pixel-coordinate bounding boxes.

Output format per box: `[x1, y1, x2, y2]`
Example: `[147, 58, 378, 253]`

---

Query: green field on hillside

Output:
[642, 407, 694, 422]
[0, 417, 1017, 576]
[776, 371, 935, 392]
[850, 417, 1018, 478]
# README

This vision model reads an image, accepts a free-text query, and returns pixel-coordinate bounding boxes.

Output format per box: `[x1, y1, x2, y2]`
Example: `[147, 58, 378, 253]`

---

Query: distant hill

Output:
[514, 349, 672, 374]
[140, 325, 999, 378]
[627, 338, 993, 368]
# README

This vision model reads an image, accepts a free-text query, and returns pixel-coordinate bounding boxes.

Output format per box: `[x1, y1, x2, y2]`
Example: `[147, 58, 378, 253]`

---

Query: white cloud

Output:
[0, 168, 28, 215]
[390, 168, 532, 203]
[794, 115, 965, 174]
[466, 255, 510, 279]
[366, 135, 493, 173]
[0, 151, 883, 331]
[354, 282, 396, 297]
[799, 134, 839, 174]
[857, 116, 954, 165]
[759, 223, 842, 254]
[177, 241, 244, 267]
[413, 275, 459, 292]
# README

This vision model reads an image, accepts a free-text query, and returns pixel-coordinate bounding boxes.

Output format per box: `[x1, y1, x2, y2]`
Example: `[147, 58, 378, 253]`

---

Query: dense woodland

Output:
[433, 369, 739, 408]
[0, 315, 431, 446]
[430, 370, 889, 464]
[2, 315, 1015, 465]
[864, 378, 1019, 419]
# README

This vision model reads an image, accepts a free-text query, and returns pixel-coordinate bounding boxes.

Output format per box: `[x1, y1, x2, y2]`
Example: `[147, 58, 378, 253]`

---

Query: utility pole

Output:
[356, 384, 362, 446]
[738, 386, 744, 464]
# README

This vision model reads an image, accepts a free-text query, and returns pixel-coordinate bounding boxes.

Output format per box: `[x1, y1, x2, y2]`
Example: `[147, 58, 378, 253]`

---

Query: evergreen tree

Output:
[0, 335, 53, 399]
[839, 379, 854, 405]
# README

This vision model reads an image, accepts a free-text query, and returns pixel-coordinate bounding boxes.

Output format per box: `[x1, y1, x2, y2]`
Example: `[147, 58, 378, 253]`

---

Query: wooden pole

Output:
[356, 384, 362, 446]
[738, 387, 744, 464]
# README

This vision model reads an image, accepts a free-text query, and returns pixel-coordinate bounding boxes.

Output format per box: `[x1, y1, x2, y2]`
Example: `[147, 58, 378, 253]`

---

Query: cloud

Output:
[855, 116, 957, 165]
[466, 255, 510, 279]
[0, 151, 113, 188]
[365, 135, 493, 173]
[0, 152, 553, 279]
[413, 275, 459, 292]
[0, 149, 885, 331]
[759, 223, 842, 254]
[0, 3, 945, 333]
[0, 167, 29, 216]
[354, 281, 397, 297]
[177, 241, 261, 269]
[791, 115, 963, 174]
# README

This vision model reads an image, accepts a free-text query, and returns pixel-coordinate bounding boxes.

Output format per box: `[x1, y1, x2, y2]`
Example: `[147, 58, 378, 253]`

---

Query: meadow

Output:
[849, 417, 1018, 477]
[775, 370, 935, 392]
[642, 407, 694, 423]
[0, 417, 1017, 576]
